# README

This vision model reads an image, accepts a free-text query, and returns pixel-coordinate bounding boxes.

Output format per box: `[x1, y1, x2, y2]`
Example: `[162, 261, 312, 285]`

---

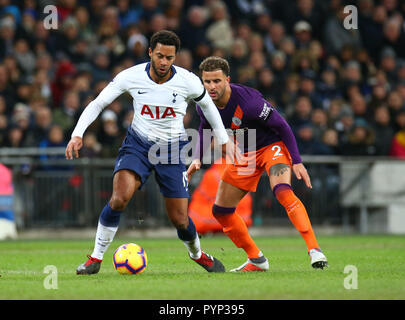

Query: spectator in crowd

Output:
[297, 70, 323, 109]
[178, 5, 208, 53]
[358, 2, 386, 62]
[293, 20, 313, 50]
[350, 93, 372, 122]
[319, 128, 340, 155]
[24, 106, 53, 147]
[295, 122, 327, 155]
[257, 67, 279, 103]
[340, 119, 377, 156]
[80, 131, 102, 158]
[381, 16, 405, 58]
[126, 32, 148, 64]
[52, 90, 81, 137]
[289, 95, 313, 132]
[51, 59, 76, 108]
[38, 123, 70, 171]
[335, 107, 355, 145]
[311, 108, 328, 141]
[387, 89, 405, 128]
[91, 46, 111, 83]
[4, 125, 24, 148]
[116, 0, 140, 28]
[228, 37, 249, 80]
[0, 16, 16, 60]
[379, 47, 398, 85]
[263, 21, 285, 55]
[205, 1, 233, 53]
[39, 124, 67, 149]
[175, 48, 193, 71]
[97, 109, 123, 158]
[373, 105, 395, 155]
[390, 108, 405, 158]
[0, 113, 8, 145]
[396, 59, 405, 83]
[317, 66, 342, 107]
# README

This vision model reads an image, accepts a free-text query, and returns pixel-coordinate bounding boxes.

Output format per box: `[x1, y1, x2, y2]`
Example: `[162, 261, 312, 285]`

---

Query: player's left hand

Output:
[65, 136, 83, 160]
[222, 139, 243, 164]
[187, 159, 201, 182]
[292, 163, 312, 189]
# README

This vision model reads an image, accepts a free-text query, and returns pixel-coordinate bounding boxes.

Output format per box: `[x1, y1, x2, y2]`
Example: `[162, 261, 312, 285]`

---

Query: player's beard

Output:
[151, 59, 171, 79]
[210, 86, 226, 103]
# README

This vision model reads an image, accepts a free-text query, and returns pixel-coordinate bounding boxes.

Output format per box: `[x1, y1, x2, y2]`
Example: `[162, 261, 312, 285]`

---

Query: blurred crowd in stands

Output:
[1, 0, 405, 158]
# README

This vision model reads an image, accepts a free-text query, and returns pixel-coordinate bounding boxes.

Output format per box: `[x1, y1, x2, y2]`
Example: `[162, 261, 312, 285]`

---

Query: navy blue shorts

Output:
[113, 128, 189, 198]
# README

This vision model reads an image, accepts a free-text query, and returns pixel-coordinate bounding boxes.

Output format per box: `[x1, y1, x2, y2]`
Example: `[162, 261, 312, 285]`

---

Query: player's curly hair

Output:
[199, 56, 230, 76]
[150, 30, 181, 53]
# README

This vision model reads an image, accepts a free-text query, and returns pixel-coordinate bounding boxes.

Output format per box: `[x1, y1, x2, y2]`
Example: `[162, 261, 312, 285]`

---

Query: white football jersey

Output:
[71, 62, 228, 145]
[112, 63, 205, 142]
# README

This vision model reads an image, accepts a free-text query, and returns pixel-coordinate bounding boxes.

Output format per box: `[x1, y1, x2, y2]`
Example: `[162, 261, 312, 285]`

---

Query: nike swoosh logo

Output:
[138, 90, 147, 94]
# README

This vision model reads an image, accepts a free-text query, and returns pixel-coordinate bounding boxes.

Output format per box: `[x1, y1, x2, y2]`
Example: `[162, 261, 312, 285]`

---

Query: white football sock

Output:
[91, 221, 118, 260]
[183, 235, 202, 259]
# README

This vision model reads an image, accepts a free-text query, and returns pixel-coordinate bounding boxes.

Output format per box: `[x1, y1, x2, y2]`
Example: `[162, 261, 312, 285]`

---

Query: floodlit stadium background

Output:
[1, 0, 405, 238]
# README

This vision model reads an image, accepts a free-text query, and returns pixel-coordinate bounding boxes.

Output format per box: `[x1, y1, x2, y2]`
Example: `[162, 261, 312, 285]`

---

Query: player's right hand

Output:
[65, 136, 83, 160]
[187, 159, 201, 182]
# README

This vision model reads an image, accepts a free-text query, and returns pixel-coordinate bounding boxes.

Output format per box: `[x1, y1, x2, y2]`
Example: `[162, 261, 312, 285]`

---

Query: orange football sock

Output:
[273, 183, 319, 251]
[213, 205, 261, 259]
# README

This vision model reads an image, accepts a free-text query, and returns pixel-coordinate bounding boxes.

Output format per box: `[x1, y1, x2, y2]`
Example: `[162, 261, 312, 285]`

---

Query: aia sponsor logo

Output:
[140, 105, 176, 119]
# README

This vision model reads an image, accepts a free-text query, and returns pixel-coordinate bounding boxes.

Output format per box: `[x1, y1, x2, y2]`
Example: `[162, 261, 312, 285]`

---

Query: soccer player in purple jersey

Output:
[187, 57, 328, 271]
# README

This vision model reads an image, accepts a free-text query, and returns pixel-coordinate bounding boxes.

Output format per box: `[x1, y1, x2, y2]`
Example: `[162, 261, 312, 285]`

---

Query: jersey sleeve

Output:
[251, 100, 302, 164]
[71, 72, 127, 138]
[185, 71, 206, 101]
[186, 71, 228, 145]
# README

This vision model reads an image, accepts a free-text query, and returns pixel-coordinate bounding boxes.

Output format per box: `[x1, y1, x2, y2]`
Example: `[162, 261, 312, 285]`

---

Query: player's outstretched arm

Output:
[262, 106, 311, 187]
[65, 136, 83, 160]
[67, 71, 126, 159]
[259, 104, 312, 189]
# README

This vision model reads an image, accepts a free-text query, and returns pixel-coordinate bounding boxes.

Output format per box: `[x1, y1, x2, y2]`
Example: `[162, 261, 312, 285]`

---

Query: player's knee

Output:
[168, 211, 188, 229]
[173, 220, 188, 230]
[212, 204, 235, 219]
[109, 195, 130, 211]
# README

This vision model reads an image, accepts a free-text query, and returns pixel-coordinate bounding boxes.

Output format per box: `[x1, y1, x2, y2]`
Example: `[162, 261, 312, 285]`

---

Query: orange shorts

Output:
[221, 141, 292, 192]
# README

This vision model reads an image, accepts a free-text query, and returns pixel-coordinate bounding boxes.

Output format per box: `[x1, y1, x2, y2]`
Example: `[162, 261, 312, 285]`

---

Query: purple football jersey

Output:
[196, 83, 302, 164]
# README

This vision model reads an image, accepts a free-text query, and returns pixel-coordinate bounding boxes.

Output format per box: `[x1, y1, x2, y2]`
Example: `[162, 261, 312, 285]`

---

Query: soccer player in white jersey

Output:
[65, 30, 240, 274]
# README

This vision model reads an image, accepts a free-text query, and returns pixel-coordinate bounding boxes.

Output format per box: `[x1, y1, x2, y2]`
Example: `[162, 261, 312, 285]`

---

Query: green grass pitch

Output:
[0, 234, 404, 300]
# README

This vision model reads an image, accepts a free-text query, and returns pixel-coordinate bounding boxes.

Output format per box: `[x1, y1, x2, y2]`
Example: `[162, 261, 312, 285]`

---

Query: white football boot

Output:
[230, 253, 269, 272]
[309, 248, 328, 269]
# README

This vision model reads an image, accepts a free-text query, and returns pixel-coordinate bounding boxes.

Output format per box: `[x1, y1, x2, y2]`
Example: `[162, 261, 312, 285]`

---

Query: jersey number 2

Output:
[271, 145, 283, 157]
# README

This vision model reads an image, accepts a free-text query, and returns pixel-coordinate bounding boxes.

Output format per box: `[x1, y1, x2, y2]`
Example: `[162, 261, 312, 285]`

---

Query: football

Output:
[112, 243, 148, 275]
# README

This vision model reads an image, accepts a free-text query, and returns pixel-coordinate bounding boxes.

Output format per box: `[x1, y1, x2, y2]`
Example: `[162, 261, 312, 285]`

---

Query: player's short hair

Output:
[150, 30, 181, 53]
[199, 56, 230, 77]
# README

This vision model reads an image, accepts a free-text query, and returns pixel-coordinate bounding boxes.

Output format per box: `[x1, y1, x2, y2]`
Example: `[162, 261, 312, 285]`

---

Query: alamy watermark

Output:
[343, 265, 358, 290]
[343, 5, 358, 30]
[142, 128, 258, 175]
[43, 265, 58, 290]
[43, 5, 58, 30]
